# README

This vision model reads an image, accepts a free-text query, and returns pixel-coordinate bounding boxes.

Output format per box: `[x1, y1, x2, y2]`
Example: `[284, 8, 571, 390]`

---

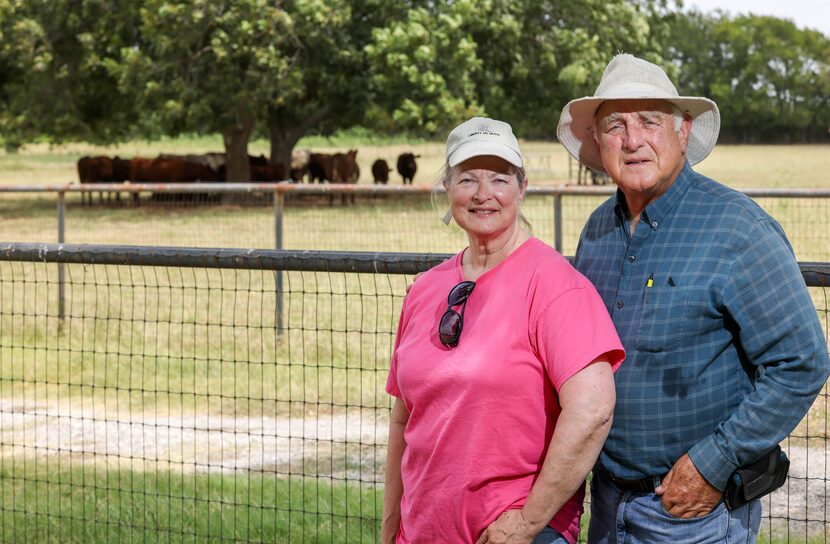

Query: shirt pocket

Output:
[637, 284, 689, 352]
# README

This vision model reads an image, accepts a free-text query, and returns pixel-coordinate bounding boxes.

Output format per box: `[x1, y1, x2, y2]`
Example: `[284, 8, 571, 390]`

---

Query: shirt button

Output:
[651, 221, 658, 228]
[627, 255, 636, 262]
[616, 301, 624, 309]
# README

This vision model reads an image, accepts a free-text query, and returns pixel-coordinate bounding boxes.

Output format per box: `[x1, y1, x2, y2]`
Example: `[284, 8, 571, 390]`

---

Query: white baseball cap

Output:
[557, 54, 720, 174]
[445, 117, 523, 168]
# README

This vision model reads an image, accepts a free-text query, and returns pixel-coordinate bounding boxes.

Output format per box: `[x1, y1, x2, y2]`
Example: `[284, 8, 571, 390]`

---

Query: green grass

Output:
[0, 462, 381, 543]
[0, 463, 821, 543]
[0, 261, 404, 414]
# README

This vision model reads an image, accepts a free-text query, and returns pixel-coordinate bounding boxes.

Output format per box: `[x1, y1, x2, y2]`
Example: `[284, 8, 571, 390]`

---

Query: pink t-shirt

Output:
[386, 237, 624, 544]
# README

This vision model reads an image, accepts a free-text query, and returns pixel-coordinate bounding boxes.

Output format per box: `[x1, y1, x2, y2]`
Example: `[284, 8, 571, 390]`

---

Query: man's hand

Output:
[655, 453, 722, 518]
[476, 510, 536, 544]
[405, 271, 426, 295]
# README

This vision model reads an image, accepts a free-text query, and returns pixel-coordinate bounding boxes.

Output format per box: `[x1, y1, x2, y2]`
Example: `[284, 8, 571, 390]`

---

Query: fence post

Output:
[274, 189, 284, 334]
[57, 190, 66, 322]
[553, 193, 563, 254]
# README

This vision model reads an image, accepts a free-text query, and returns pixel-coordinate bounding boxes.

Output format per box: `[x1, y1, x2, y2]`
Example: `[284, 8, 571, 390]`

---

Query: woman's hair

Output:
[432, 160, 533, 234]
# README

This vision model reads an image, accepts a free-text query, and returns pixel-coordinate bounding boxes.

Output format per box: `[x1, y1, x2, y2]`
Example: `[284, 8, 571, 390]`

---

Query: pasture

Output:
[2, 136, 830, 189]
[1, 137, 829, 543]
[2, 138, 830, 259]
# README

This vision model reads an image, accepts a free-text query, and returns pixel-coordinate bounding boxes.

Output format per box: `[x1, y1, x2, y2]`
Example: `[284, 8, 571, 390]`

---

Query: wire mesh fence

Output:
[2, 184, 830, 260]
[0, 243, 827, 543]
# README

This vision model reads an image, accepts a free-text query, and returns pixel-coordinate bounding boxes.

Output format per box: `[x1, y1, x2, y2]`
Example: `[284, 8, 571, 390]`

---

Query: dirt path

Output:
[0, 400, 825, 535]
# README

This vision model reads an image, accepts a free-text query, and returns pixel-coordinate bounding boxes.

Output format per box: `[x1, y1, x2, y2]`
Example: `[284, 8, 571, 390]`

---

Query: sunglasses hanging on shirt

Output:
[438, 281, 475, 347]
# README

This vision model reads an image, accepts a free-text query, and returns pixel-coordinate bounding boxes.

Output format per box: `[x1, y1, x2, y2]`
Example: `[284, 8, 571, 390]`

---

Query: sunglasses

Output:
[438, 281, 476, 347]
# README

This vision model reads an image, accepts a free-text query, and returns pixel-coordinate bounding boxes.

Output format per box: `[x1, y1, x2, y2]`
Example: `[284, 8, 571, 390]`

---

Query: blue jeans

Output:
[533, 526, 568, 544]
[588, 470, 762, 543]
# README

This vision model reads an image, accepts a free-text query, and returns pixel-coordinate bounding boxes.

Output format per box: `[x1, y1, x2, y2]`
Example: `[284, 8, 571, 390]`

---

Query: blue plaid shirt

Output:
[574, 162, 830, 490]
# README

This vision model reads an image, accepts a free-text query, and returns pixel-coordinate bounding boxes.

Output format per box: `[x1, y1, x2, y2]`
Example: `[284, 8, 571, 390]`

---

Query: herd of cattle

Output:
[76, 150, 420, 186]
[75, 150, 421, 204]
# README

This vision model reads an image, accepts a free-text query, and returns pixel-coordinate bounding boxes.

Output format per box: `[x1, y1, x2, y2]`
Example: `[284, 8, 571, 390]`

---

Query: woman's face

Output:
[447, 155, 526, 243]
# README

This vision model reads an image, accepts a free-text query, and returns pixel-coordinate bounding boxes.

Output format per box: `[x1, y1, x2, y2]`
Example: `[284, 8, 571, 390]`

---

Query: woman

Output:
[382, 117, 625, 544]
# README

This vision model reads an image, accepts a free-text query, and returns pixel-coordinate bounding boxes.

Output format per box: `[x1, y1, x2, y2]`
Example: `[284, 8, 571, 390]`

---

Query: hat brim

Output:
[447, 139, 523, 169]
[556, 95, 720, 174]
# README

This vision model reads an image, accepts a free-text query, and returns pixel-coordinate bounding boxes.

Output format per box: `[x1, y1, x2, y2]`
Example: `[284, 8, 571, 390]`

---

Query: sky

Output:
[682, 0, 830, 36]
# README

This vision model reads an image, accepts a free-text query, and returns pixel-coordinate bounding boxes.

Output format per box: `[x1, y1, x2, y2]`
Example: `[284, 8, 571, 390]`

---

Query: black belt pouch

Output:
[724, 445, 789, 510]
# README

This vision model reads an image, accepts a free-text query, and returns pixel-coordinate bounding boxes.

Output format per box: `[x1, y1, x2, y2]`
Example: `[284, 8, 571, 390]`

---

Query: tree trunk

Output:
[268, 119, 301, 172]
[223, 119, 253, 182]
[268, 106, 329, 173]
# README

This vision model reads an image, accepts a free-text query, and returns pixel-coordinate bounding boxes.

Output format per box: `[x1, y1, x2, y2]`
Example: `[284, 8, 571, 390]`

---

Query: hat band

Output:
[597, 81, 680, 100]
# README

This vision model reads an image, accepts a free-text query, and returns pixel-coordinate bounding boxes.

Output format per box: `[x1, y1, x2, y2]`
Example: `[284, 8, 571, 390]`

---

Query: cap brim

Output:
[556, 95, 720, 175]
[447, 140, 523, 168]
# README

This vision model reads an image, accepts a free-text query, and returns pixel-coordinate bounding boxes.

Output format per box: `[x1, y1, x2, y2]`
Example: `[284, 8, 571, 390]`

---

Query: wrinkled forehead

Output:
[594, 99, 676, 122]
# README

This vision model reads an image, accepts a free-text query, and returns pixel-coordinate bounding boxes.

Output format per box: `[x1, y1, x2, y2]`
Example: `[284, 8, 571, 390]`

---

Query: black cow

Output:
[397, 153, 419, 185]
[371, 159, 390, 184]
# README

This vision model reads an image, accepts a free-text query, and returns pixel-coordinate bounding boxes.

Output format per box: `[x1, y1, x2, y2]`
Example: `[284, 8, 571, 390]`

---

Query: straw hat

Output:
[446, 117, 523, 168]
[556, 54, 720, 174]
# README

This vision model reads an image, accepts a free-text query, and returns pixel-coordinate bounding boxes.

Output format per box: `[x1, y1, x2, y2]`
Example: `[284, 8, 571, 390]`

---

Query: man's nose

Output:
[622, 124, 645, 151]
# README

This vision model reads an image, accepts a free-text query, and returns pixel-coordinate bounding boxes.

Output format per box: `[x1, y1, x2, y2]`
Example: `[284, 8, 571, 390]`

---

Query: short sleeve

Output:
[533, 286, 625, 391]
[385, 294, 410, 399]
[386, 352, 402, 398]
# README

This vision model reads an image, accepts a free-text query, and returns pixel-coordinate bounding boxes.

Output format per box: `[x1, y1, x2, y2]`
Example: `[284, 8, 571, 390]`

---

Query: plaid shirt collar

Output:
[613, 161, 695, 231]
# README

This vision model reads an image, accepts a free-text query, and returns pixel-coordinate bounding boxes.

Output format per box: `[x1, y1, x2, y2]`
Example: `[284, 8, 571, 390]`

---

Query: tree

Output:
[265, 0, 417, 169]
[665, 10, 830, 143]
[0, 0, 142, 148]
[466, 0, 668, 139]
[365, 0, 667, 139]
[120, 0, 294, 181]
[0, 0, 42, 150]
[364, 2, 484, 137]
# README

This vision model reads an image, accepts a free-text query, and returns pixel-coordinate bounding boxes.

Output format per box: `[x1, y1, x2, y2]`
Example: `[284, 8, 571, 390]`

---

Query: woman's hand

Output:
[476, 510, 536, 544]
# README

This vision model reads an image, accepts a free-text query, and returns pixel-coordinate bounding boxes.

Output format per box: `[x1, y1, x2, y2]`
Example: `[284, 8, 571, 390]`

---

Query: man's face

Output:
[594, 99, 691, 210]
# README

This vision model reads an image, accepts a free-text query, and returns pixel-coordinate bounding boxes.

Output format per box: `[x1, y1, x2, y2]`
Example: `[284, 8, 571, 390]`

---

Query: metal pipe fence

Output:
[0, 242, 827, 543]
[2, 183, 830, 261]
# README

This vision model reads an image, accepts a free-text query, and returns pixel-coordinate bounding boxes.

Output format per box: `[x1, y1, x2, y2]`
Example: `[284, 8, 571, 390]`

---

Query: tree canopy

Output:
[665, 9, 830, 143]
[0, 0, 826, 168]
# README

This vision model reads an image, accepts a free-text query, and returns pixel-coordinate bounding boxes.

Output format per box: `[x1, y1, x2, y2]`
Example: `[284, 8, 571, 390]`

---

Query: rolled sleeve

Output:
[691, 218, 830, 490]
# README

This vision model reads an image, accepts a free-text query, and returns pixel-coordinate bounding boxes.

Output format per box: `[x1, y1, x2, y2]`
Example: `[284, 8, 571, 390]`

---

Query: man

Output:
[558, 54, 830, 543]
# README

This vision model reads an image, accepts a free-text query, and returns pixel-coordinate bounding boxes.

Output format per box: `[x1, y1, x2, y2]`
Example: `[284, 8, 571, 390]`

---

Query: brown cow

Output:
[111, 157, 130, 182]
[77, 156, 114, 204]
[132, 156, 221, 182]
[333, 150, 359, 183]
[371, 159, 390, 184]
[78, 155, 129, 204]
[77, 156, 112, 183]
[333, 150, 359, 204]
[308, 153, 336, 183]
[250, 162, 287, 182]
[130, 156, 221, 203]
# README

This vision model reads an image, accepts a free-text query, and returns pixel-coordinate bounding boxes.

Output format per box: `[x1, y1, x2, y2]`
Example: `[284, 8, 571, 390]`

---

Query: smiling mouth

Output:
[469, 209, 497, 215]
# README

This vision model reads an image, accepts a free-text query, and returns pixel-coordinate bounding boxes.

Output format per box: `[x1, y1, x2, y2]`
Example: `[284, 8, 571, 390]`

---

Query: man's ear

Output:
[678, 115, 692, 153]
